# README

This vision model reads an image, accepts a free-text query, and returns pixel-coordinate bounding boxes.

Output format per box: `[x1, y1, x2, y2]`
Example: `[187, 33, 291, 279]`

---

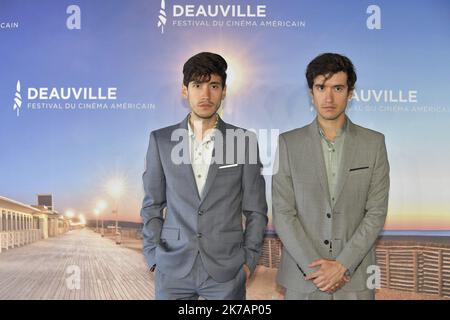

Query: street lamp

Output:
[107, 178, 124, 244]
[65, 210, 75, 230]
[94, 209, 99, 232]
[65, 210, 74, 219]
[79, 213, 86, 226]
[96, 200, 107, 237]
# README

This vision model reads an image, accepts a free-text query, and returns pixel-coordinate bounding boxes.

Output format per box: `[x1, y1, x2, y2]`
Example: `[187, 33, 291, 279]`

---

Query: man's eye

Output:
[317, 86, 324, 91]
[193, 84, 200, 88]
[211, 85, 219, 89]
[335, 87, 343, 92]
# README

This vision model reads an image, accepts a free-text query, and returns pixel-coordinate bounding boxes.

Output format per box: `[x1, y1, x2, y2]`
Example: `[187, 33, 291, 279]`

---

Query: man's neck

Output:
[318, 115, 346, 142]
[189, 113, 218, 141]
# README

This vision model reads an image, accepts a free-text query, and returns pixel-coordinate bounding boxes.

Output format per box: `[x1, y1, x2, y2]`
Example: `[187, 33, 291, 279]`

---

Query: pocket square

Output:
[349, 166, 369, 172]
[219, 164, 238, 169]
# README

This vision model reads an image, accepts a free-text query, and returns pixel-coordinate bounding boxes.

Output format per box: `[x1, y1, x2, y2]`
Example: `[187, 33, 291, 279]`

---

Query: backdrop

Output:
[1, 0, 449, 235]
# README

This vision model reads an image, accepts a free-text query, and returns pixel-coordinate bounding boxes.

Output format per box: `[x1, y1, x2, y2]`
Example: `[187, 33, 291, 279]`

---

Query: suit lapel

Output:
[176, 115, 201, 202]
[333, 119, 358, 205]
[308, 120, 332, 207]
[199, 117, 226, 203]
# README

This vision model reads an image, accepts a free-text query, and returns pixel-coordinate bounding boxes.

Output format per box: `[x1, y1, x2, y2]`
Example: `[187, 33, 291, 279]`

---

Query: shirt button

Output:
[332, 197, 335, 201]
[324, 240, 329, 245]
[197, 233, 202, 238]
[197, 174, 202, 178]
[326, 213, 331, 218]
[198, 210, 204, 216]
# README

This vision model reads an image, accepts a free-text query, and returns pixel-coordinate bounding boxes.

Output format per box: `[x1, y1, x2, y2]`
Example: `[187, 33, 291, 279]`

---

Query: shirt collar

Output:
[188, 113, 219, 142]
[319, 117, 348, 141]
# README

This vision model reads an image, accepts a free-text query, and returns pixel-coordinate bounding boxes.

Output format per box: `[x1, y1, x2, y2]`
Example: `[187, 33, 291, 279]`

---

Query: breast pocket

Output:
[216, 165, 241, 176]
[347, 165, 371, 199]
[348, 166, 370, 173]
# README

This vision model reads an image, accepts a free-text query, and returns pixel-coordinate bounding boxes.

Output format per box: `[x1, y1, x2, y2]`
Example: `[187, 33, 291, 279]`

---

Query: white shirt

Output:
[188, 122, 215, 197]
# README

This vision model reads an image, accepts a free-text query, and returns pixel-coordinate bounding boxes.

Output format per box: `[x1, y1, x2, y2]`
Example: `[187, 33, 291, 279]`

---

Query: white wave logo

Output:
[157, 0, 167, 34]
[13, 80, 22, 116]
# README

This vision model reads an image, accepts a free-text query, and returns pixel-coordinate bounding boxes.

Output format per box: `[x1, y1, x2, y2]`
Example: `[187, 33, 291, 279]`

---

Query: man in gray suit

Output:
[140, 52, 267, 300]
[273, 53, 389, 300]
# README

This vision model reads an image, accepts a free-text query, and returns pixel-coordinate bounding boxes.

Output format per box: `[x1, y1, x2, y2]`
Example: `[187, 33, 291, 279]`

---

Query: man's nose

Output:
[201, 85, 211, 98]
[325, 88, 333, 102]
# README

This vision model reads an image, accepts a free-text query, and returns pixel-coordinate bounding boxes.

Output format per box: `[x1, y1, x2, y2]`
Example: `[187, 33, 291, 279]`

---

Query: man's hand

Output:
[305, 259, 349, 292]
[326, 276, 349, 294]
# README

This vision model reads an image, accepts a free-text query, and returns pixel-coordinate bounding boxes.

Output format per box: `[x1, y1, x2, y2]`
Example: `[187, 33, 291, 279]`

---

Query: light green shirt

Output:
[319, 119, 348, 207]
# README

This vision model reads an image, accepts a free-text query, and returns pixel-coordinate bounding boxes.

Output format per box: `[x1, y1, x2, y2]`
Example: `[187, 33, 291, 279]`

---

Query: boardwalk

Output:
[0, 228, 154, 300]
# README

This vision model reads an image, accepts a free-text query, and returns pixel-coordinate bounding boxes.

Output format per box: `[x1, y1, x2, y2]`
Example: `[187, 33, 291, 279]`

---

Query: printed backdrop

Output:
[1, 0, 449, 233]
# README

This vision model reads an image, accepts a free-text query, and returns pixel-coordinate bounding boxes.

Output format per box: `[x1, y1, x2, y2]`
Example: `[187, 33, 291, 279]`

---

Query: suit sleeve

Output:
[272, 134, 322, 276]
[336, 135, 390, 275]
[140, 131, 166, 268]
[242, 132, 268, 273]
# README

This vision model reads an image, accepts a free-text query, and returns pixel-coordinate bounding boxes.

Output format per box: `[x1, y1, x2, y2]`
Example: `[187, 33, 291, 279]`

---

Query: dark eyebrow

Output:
[314, 83, 346, 88]
[191, 81, 222, 86]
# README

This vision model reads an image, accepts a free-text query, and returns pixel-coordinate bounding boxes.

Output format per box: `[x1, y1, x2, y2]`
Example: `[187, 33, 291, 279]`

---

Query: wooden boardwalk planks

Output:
[0, 228, 154, 300]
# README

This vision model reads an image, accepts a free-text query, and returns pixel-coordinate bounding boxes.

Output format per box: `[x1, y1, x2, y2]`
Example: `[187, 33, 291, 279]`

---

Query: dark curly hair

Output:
[306, 53, 357, 91]
[183, 52, 228, 88]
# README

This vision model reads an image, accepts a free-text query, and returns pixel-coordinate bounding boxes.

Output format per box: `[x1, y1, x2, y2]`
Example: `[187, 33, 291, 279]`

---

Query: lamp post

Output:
[79, 213, 86, 227]
[65, 210, 74, 219]
[65, 210, 74, 231]
[107, 178, 124, 245]
[96, 200, 107, 237]
[94, 209, 99, 232]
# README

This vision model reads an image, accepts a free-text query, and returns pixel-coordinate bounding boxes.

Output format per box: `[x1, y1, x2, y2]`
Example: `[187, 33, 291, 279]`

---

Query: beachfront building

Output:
[31, 205, 69, 237]
[0, 195, 70, 253]
[0, 196, 41, 252]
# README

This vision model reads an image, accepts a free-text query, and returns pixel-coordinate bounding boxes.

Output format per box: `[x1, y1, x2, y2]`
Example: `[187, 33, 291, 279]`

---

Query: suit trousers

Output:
[155, 253, 246, 300]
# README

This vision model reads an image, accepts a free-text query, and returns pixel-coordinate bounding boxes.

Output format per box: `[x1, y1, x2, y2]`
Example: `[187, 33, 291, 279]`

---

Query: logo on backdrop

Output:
[156, 1, 306, 32]
[157, 0, 167, 34]
[1, 21, 19, 30]
[348, 89, 449, 113]
[12, 81, 156, 116]
[308, 88, 449, 114]
[13, 80, 22, 117]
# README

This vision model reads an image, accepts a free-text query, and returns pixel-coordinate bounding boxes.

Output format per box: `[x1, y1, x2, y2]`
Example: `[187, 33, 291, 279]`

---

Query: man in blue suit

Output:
[140, 52, 268, 300]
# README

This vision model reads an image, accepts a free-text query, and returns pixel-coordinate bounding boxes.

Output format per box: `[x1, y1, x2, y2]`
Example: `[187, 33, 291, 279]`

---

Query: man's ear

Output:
[309, 88, 314, 99]
[221, 85, 227, 100]
[182, 85, 188, 99]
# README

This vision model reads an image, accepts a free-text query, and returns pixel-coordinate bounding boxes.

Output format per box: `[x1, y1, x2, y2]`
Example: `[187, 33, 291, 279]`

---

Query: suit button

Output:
[197, 233, 202, 238]
[324, 240, 329, 245]
[326, 213, 331, 218]
[198, 210, 204, 215]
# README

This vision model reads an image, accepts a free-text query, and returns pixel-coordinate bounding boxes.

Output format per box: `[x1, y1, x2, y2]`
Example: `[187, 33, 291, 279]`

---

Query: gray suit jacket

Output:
[140, 115, 268, 282]
[273, 118, 389, 292]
